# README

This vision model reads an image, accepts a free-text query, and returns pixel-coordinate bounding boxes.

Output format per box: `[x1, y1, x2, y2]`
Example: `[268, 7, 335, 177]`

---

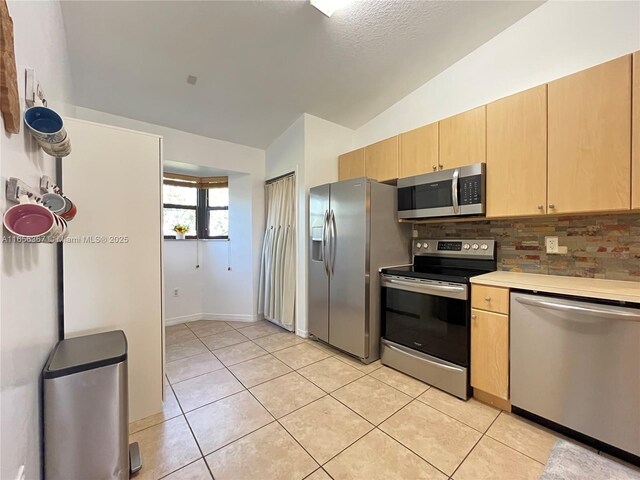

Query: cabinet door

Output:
[548, 55, 631, 214]
[338, 148, 365, 181]
[399, 123, 438, 178]
[439, 106, 486, 169]
[633, 51, 640, 210]
[365, 136, 398, 182]
[471, 308, 509, 400]
[486, 86, 547, 218]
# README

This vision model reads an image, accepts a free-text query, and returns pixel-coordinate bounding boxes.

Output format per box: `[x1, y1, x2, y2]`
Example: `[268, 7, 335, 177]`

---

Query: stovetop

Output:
[381, 265, 492, 284]
[381, 238, 497, 284]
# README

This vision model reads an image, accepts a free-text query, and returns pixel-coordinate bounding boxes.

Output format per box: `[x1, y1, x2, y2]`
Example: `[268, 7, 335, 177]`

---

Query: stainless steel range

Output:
[380, 239, 496, 399]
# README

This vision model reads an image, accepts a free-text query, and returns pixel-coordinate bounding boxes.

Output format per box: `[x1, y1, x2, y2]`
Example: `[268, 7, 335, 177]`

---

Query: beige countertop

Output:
[470, 271, 640, 303]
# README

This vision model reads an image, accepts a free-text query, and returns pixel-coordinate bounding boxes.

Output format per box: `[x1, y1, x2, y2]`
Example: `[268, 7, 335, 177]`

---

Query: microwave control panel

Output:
[459, 175, 482, 205]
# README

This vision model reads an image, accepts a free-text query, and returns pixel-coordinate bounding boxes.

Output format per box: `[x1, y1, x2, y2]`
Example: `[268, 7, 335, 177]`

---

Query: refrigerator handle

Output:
[322, 210, 329, 275]
[329, 209, 336, 277]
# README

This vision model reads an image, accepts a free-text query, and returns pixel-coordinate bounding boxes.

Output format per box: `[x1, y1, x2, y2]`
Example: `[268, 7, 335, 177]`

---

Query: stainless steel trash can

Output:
[43, 330, 130, 480]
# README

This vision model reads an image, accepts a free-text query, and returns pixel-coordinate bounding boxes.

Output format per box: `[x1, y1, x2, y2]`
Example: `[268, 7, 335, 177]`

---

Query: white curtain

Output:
[258, 174, 296, 330]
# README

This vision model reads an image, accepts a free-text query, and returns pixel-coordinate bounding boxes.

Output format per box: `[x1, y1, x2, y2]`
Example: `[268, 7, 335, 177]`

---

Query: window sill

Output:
[163, 238, 229, 242]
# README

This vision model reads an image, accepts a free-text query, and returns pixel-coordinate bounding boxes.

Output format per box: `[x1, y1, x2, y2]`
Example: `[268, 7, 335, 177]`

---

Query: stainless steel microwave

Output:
[397, 163, 485, 219]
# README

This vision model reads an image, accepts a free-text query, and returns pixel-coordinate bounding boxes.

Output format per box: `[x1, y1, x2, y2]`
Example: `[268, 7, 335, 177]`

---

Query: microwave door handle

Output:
[322, 210, 329, 276]
[452, 168, 460, 214]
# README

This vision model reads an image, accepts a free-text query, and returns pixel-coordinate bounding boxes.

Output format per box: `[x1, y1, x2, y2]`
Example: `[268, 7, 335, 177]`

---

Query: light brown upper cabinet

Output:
[633, 51, 640, 210]
[338, 148, 365, 181]
[364, 136, 398, 182]
[486, 86, 547, 218]
[548, 55, 632, 214]
[439, 106, 486, 170]
[399, 122, 439, 178]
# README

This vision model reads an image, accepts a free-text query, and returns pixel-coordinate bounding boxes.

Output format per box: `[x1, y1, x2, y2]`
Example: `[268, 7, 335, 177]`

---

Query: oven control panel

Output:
[413, 239, 495, 257]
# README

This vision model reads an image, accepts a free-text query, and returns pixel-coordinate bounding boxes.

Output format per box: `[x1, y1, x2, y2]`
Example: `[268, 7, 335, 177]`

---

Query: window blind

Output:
[163, 172, 228, 189]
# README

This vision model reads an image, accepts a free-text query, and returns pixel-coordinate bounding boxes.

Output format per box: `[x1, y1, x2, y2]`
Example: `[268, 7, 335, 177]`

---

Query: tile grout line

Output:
[206, 336, 383, 473]
[157, 457, 208, 480]
[168, 325, 547, 479]
[165, 324, 362, 477]
[448, 408, 504, 479]
[411, 392, 501, 434]
[374, 427, 451, 478]
[302, 467, 335, 480]
[165, 378, 217, 480]
[482, 411, 547, 467]
[215, 358, 325, 475]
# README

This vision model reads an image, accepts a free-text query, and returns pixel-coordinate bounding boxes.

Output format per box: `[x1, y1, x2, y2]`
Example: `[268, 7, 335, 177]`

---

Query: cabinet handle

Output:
[472, 314, 476, 320]
[484, 296, 491, 301]
[549, 204, 555, 209]
[432, 165, 438, 171]
[537, 204, 544, 210]
[438, 164, 444, 170]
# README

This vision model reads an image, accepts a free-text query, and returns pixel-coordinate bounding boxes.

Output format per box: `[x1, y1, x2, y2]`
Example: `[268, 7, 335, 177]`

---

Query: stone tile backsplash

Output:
[415, 213, 640, 281]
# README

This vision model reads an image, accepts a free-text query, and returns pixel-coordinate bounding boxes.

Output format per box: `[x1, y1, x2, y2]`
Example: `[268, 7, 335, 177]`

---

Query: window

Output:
[163, 173, 229, 239]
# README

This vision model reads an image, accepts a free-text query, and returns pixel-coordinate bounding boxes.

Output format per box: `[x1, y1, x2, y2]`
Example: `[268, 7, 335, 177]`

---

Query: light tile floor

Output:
[131, 320, 636, 479]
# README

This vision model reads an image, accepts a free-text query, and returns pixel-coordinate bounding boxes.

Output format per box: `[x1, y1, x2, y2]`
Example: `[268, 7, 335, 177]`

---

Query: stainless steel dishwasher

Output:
[510, 292, 640, 458]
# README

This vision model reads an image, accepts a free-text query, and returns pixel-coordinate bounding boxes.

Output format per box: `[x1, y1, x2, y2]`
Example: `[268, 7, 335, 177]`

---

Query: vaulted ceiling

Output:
[61, 1, 543, 148]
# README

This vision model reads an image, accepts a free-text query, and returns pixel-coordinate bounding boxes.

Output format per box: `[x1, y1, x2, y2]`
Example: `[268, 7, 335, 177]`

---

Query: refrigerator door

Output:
[328, 178, 369, 358]
[308, 184, 330, 342]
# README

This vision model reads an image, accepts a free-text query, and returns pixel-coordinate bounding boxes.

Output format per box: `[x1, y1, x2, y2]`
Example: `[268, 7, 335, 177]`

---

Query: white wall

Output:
[74, 108, 266, 323]
[265, 114, 354, 336]
[0, 2, 74, 479]
[162, 241, 203, 323]
[202, 173, 259, 321]
[299, 115, 354, 335]
[355, 0, 640, 147]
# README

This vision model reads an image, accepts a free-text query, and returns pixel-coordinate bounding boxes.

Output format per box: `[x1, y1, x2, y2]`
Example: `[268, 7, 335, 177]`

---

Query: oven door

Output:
[381, 275, 470, 367]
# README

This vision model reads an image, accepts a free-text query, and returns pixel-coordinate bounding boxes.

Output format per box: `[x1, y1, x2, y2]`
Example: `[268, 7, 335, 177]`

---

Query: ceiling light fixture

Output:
[310, 0, 351, 17]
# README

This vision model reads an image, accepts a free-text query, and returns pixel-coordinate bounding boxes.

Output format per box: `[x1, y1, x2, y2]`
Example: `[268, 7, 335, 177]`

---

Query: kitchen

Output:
[2, 1, 640, 480]
[308, 51, 640, 478]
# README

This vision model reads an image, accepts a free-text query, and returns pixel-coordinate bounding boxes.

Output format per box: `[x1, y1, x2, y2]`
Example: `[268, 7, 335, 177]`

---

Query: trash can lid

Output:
[43, 330, 128, 379]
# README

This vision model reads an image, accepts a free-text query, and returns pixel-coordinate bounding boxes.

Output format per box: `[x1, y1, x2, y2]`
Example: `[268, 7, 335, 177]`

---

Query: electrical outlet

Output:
[15, 465, 25, 480]
[545, 236, 568, 254]
[173, 288, 179, 297]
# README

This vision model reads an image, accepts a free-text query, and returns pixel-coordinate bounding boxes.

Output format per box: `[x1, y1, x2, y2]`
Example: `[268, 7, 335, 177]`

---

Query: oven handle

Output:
[384, 277, 466, 293]
[384, 342, 464, 373]
[381, 276, 468, 299]
[452, 168, 460, 214]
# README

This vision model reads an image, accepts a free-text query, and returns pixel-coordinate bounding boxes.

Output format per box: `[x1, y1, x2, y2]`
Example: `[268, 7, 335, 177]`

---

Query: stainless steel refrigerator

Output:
[309, 177, 410, 363]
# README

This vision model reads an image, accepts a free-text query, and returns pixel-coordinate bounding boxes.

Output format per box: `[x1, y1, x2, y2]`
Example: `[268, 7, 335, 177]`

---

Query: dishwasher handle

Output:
[515, 296, 640, 322]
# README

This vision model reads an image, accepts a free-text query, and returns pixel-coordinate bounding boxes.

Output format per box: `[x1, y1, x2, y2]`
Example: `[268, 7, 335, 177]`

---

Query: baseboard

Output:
[167, 313, 277, 326]
[202, 313, 260, 322]
[295, 328, 309, 338]
[165, 314, 205, 326]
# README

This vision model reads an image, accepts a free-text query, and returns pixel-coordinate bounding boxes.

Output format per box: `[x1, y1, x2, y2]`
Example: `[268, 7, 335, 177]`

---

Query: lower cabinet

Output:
[470, 285, 510, 408]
